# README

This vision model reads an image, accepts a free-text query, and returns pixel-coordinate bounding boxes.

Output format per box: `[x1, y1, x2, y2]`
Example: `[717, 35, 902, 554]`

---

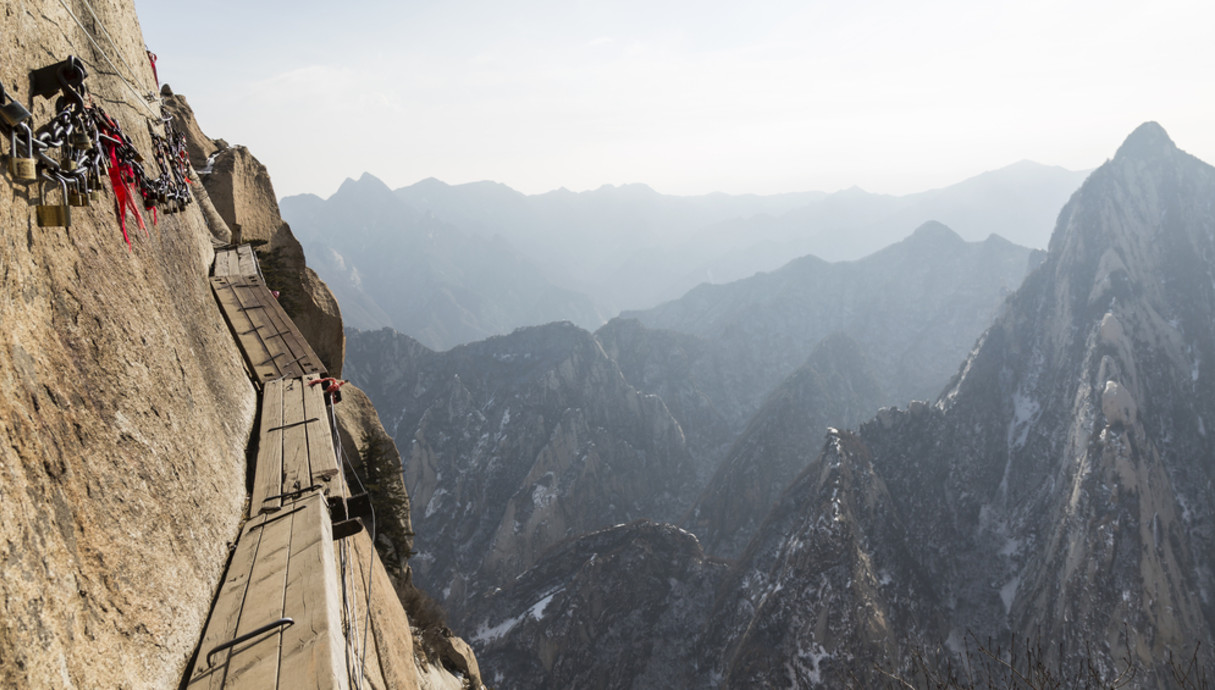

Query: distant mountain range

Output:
[281, 161, 1084, 350]
[342, 218, 1041, 638]
[457, 123, 1215, 688]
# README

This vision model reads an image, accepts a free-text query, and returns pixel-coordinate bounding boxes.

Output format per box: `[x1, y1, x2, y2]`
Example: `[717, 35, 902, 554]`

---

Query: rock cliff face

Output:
[344, 323, 699, 623]
[1, 5, 257, 686]
[703, 430, 943, 688]
[912, 121, 1215, 676]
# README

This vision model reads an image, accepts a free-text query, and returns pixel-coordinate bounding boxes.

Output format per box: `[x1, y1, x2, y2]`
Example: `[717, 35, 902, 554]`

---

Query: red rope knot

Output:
[309, 377, 347, 402]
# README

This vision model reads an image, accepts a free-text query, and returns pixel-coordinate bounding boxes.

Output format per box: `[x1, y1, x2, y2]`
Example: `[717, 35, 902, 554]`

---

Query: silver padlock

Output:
[36, 176, 71, 228]
[8, 124, 37, 182]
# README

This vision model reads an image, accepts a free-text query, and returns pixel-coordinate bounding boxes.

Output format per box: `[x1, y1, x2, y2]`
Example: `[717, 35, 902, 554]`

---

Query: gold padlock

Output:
[68, 180, 90, 207]
[70, 128, 93, 150]
[7, 125, 37, 183]
[36, 177, 71, 228]
[9, 156, 36, 181]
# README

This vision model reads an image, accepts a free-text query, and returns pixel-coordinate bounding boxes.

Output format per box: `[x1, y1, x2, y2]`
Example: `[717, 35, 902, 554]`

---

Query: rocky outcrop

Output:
[161, 89, 230, 243]
[334, 383, 415, 590]
[688, 332, 885, 559]
[160, 88, 220, 171]
[344, 323, 700, 624]
[182, 115, 345, 376]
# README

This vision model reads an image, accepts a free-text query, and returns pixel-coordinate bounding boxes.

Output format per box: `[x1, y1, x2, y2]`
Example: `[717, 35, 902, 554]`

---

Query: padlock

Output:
[0, 99, 31, 128]
[36, 176, 71, 228]
[7, 124, 37, 183]
[70, 127, 93, 151]
[88, 171, 103, 202]
[68, 178, 89, 207]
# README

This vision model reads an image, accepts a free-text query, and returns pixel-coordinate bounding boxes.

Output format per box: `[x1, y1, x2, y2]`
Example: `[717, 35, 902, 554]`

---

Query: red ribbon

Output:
[147, 50, 158, 87]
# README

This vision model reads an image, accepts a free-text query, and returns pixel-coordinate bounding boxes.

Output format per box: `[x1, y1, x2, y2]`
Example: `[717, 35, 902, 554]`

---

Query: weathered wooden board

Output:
[278, 492, 349, 690]
[236, 245, 259, 277]
[210, 275, 326, 383]
[187, 492, 348, 689]
[187, 510, 268, 690]
[212, 244, 261, 279]
[252, 376, 346, 515]
[252, 380, 286, 515]
[221, 503, 294, 688]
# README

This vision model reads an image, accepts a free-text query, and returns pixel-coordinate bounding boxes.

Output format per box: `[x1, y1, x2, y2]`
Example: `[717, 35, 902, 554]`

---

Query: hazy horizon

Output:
[136, 0, 1215, 200]
[289, 157, 1087, 203]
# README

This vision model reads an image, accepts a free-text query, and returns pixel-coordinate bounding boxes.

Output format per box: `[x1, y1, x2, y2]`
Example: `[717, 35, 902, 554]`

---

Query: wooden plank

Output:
[302, 374, 343, 494]
[212, 249, 229, 276]
[221, 503, 295, 688]
[253, 380, 286, 515]
[236, 282, 288, 381]
[278, 492, 349, 690]
[258, 293, 324, 378]
[214, 275, 325, 381]
[187, 514, 267, 689]
[281, 378, 312, 495]
[211, 276, 280, 383]
[237, 245, 259, 277]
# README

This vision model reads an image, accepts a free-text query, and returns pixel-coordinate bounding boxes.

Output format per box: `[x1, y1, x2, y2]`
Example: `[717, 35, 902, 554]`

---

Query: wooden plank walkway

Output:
[252, 375, 346, 515]
[187, 244, 357, 689]
[213, 245, 261, 278]
[186, 491, 347, 690]
[210, 274, 325, 383]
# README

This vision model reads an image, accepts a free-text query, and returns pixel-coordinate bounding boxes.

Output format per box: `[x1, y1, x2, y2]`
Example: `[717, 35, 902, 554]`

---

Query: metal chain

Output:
[1, 58, 194, 240]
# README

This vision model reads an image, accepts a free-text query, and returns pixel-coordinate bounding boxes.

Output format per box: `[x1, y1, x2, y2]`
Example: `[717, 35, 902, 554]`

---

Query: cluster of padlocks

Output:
[1, 56, 192, 244]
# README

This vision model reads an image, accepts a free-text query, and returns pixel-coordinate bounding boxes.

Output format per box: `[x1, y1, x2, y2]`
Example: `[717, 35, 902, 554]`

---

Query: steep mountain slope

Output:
[688, 333, 886, 559]
[704, 122, 1215, 686]
[914, 121, 1215, 675]
[343, 323, 699, 622]
[702, 430, 944, 688]
[281, 174, 606, 349]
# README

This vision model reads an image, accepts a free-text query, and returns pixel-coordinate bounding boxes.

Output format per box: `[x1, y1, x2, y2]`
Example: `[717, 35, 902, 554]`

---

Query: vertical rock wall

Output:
[0, 1, 258, 687]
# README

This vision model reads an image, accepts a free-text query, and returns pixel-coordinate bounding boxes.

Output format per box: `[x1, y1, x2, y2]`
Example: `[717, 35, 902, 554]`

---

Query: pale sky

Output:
[134, 0, 1215, 199]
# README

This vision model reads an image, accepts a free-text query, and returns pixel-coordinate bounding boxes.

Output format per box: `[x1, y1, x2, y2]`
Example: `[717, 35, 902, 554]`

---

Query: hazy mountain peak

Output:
[333, 171, 396, 201]
[408, 176, 452, 190]
[1113, 121, 1175, 161]
[906, 220, 962, 244]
